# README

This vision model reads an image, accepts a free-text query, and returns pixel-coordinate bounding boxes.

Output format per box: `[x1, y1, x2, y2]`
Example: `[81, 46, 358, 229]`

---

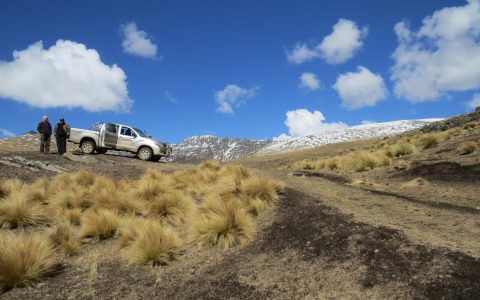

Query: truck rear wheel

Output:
[80, 140, 95, 154]
[138, 146, 153, 161]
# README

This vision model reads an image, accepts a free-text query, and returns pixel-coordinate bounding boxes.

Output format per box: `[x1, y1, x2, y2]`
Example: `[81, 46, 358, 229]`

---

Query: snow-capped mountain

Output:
[169, 119, 441, 162]
[169, 135, 271, 163]
[259, 119, 442, 154]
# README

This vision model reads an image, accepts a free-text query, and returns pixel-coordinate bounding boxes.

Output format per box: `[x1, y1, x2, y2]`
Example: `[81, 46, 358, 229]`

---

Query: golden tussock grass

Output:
[0, 161, 283, 287]
[240, 176, 281, 206]
[0, 179, 23, 199]
[0, 190, 51, 229]
[415, 133, 440, 150]
[459, 141, 477, 155]
[141, 191, 192, 226]
[0, 232, 56, 289]
[122, 220, 182, 266]
[190, 199, 254, 249]
[79, 209, 119, 240]
[49, 223, 80, 256]
[391, 142, 416, 157]
[63, 208, 82, 226]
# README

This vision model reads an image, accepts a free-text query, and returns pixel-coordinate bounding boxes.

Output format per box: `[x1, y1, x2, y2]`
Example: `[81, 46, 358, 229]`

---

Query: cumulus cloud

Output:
[121, 22, 158, 59]
[0, 40, 132, 112]
[333, 66, 387, 110]
[467, 93, 480, 109]
[284, 109, 348, 137]
[286, 18, 368, 65]
[215, 84, 259, 114]
[0, 128, 15, 138]
[299, 72, 321, 91]
[391, 0, 480, 102]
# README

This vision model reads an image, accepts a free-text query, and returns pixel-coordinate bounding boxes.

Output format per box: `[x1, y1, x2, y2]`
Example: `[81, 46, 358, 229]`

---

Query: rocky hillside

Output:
[169, 135, 271, 163]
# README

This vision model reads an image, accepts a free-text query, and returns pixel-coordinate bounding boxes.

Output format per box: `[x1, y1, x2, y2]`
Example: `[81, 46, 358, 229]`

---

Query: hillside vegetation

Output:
[289, 121, 480, 173]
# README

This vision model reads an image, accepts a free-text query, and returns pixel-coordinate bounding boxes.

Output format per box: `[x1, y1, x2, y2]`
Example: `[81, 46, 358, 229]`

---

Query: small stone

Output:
[189, 268, 195, 275]
[374, 249, 380, 254]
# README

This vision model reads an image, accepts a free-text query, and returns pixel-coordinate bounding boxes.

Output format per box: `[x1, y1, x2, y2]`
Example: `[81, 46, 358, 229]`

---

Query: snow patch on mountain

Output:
[259, 119, 442, 154]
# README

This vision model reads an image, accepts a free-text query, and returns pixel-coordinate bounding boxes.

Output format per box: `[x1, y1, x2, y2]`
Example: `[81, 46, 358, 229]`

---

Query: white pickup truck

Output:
[68, 122, 172, 161]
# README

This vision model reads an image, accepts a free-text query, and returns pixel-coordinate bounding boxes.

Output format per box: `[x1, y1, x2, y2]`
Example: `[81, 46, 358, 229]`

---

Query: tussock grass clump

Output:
[416, 134, 440, 150]
[0, 190, 51, 228]
[73, 170, 96, 187]
[142, 191, 192, 225]
[459, 141, 477, 155]
[25, 178, 49, 203]
[325, 158, 339, 170]
[347, 152, 377, 172]
[0, 232, 56, 289]
[122, 220, 182, 265]
[49, 223, 80, 256]
[0, 179, 23, 199]
[190, 200, 254, 249]
[63, 208, 82, 226]
[79, 209, 119, 240]
[134, 180, 170, 202]
[391, 142, 416, 157]
[240, 176, 281, 206]
[199, 160, 222, 171]
[463, 121, 478, 129]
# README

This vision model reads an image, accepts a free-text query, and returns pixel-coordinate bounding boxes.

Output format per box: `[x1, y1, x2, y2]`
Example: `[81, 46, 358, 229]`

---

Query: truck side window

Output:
[120, 127, 132, 136]
[106, 123, 117, 133]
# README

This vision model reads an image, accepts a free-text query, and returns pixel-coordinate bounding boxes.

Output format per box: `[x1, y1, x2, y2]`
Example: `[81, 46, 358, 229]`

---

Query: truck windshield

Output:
[134, 128, 148, 137]
[88, 123, 102, 131]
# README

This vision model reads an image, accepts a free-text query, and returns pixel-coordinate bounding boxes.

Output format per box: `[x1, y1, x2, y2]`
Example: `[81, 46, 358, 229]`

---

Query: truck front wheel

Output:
[138, 147, 153, 161]
[80, 140, 95, 154]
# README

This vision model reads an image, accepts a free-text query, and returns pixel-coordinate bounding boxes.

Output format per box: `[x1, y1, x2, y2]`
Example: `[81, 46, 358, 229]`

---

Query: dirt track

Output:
[2, 151, 480, 299]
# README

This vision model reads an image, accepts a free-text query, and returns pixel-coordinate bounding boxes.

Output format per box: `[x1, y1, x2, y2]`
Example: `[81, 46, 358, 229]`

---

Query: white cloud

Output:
[0, 128, 15, 138]
[467, 93, 480, 109]
[284, 109, 348, 137]
[318, 18, 369, 65]
[0, 40, 132, 112]
[286, 18, 368, 65]
[299, 72, 321, 91]
[215, 84, 259, 114]
[333, 66, 387, 110]
[164, 90, 178, 103]
[121, 22, 158, 59]
[391, 0, 480, 102]
[286, 43, 320, 64]
[361, 120, 375, 125]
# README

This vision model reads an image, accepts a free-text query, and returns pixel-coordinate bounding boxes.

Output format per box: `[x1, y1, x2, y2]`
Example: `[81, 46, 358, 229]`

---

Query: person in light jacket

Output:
[54, 117, 71, 155]
[37, 116, 52, 153]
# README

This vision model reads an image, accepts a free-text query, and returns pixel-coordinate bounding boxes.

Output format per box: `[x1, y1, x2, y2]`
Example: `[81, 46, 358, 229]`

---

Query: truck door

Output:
[104, 123, 119, 148]
[118, 126, 136, 151]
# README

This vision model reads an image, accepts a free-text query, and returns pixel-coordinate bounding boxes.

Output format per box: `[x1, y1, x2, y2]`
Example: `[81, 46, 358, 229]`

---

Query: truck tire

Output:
[96, 148, 108, 154]
[138, 146, 153, 161]
[80, 140, 95, 154]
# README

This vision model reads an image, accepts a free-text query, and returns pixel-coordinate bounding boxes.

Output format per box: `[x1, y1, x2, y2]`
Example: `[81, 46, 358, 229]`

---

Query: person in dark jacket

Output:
[37, 116, 52, 153]
[54, 118, 70, 155]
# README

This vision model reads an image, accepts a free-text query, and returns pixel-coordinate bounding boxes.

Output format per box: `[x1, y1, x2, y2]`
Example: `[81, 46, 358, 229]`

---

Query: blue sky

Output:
[0, 0, 479, 142]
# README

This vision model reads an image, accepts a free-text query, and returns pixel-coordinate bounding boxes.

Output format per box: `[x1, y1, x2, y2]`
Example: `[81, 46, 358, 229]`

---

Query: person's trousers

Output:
[56, 136, 67, 155]
[40, 134, 51, 153]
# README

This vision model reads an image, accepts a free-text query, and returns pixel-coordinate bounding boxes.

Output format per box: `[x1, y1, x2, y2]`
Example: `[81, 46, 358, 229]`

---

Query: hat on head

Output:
[60, 118, 65, 122]
[43, 116, 48, 120]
